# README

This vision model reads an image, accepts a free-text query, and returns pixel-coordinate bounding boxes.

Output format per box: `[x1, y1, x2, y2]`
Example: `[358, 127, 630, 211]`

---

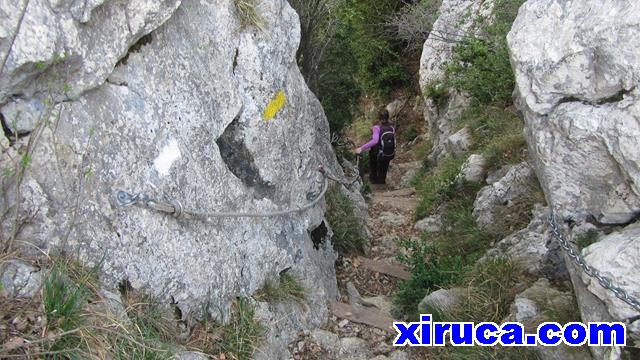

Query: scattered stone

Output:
[472, 162, 538, 228]
[459, 154, 487, 183]
[418, 288, 467, 316]
[414, 215, 442, 234]
[378, 212, 407, 227]
[504, 278, 590, 360]
[482, 205, 550, 275]
[173, 352, 208, 360]
[388, 350, 409, 360]
[0, 260, 43, 298]
[338, 319, 349, 328]
[445, 127, 472, 157]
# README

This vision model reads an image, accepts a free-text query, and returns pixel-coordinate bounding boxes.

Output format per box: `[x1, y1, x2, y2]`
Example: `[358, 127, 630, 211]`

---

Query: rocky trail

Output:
[290, 153, 425, 360]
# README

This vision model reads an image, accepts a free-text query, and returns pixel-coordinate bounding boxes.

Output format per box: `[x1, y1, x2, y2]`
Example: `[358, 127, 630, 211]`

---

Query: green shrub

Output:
[575, 229, 599, 249]
[450, 257, 522, 323]
[424, 81, 448, 108]
[458, 105, 526, 169]
[432, 193, 492, 264]
[444, 0, 525, 106]
[413, 156, 465, 219]
[394, 240, 467, 320]
[325, 185, 367, 254]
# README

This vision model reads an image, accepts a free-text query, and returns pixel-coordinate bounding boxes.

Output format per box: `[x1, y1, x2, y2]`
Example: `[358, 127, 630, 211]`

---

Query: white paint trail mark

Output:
[154, 139, 181, 176]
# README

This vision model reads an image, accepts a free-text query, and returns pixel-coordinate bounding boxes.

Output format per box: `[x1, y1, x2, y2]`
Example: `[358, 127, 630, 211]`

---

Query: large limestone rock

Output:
[508, 0, 640, 353]
[508, 0, 640, 224]
[482, 205, 549, 275]
[581, 223, 640, 320]
[0, 0, 351, 356]
[419, 0, 494, 161]
[472, 162, 538, 228]
[504, 278, 592, 360]
[0, 0, 181, 106]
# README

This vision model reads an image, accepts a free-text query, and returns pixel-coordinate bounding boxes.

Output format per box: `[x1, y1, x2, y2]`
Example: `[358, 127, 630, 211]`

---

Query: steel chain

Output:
[548, 211, 640, 314]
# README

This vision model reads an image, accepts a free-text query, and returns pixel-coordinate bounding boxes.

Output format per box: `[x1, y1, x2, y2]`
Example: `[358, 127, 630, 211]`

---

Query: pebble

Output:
[338, 319, 349, 328]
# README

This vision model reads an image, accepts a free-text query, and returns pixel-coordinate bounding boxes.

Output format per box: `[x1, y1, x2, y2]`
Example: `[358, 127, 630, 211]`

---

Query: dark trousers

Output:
[369, 148, 392, 184]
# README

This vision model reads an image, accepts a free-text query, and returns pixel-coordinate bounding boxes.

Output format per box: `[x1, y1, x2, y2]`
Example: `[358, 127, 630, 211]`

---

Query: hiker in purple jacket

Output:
[353, 108, 395, 184]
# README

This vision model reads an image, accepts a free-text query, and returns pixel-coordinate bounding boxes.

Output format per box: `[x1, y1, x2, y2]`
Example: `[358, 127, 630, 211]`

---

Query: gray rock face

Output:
[504, 278, 592, 360]
[508, 0, 640, 224]
[0, 0, 181, 105]
[419, 0, 493, 161]
[0, 260, 43, 298]
[472, 162, 537, 228]
[581, 223, 640, 320]
[482, 205, 549, 275]
[0, 0, 350, 356]
[508, 0, 640, 352]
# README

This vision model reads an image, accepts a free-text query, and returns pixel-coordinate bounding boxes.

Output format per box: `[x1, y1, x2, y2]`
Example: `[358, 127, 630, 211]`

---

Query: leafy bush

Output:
[444, 0, 525, 106]
[394, 240, 467, 320]
[424, 81, 448, 108]
[325, 185, 367, 254]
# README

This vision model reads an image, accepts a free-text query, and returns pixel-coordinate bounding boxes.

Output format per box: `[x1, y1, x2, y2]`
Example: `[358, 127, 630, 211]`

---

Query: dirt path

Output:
[291, 154, 425, 359]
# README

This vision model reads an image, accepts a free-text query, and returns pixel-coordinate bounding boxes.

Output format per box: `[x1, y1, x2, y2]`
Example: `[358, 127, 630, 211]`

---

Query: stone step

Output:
[358, 257, 411, 280]
[329, 300, 397, 334]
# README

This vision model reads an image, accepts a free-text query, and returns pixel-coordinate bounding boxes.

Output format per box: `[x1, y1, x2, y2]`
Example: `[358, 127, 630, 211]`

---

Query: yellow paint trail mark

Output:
[263, 90, 286, 121]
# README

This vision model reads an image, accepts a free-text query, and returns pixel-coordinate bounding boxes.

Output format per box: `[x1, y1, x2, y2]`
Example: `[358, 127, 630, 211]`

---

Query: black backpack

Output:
[378, 125, 395, 158]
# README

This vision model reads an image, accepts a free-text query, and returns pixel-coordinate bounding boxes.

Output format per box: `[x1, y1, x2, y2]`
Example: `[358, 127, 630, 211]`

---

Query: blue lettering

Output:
[475, 323, 499, 346]
[393, 322, 420, 346]
[421, 315, 432, 345]
[563, 323, 587, 346]
[538, 322, 562, 345]
[500, 323, 524, 345]
[450, 323, 474, 345]
[434, 323, 450, 346]
[526, 334, 537, 345]
[589, 323, 626, 346]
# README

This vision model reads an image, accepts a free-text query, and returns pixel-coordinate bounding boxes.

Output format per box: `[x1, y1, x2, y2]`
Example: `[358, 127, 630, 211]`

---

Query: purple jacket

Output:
[360, 124, 394, 151]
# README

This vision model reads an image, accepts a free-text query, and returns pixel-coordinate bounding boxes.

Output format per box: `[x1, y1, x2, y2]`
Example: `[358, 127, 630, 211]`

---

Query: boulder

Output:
[418, 287, 467, 317]
[508, 0, 640, 224]
[581, 223, 640, 320]
[504, 278, 592, 360]
[459, 154, 487, 183]
[482, 205, 550, 275]
[472, 162, 538, 228]
[0, 260, 43, 298]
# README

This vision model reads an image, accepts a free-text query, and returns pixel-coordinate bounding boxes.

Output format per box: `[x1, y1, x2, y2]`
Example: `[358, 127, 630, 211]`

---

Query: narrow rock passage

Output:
[290, 153, 424, 360]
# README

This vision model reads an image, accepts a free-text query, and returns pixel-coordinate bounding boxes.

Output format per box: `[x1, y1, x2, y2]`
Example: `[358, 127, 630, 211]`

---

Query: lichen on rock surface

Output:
[0, 0, 351, 356]
[508, 0, 640, 347]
